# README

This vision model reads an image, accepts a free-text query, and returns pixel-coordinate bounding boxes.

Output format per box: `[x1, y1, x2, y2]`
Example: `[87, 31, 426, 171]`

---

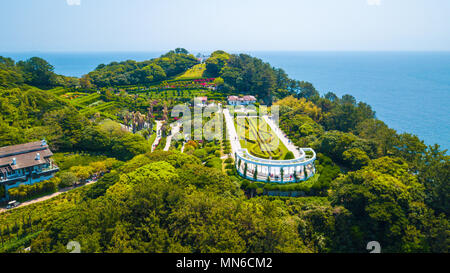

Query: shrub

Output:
[58, 172, 78, 188]
[193, 149, 208, 160]
[284, 151, 295, 160]
[8, 179, 58, 202]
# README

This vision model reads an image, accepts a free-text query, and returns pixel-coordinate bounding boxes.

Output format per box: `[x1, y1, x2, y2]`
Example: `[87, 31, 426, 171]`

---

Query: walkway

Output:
[263, 115, 301, 158]
[180, 142, 186, 153]
[164, 122, 181, 151]
[223, 108, 242, 160]
[151, 120, 164, 152]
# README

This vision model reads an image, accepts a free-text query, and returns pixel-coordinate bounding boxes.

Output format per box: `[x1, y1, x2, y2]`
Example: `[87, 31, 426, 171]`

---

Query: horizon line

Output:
[1, 50, 450, 54]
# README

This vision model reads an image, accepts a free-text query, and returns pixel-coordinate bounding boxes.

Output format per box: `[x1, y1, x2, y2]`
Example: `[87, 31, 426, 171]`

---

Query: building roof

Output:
[195, 96, 208, 101]
[0, 141, 53, 170]
[243, 95, 257, 101]
[228, 95, 257, 101]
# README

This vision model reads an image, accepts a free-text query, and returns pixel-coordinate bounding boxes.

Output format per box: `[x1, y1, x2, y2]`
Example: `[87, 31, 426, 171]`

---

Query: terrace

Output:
[223, 108, 317, 183]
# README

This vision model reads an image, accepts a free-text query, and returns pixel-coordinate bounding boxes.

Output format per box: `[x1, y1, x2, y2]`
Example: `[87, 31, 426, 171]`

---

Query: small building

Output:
[194, 96, 208, 107]
[0, 140, 59, 200]
[228, 95, 257, 106]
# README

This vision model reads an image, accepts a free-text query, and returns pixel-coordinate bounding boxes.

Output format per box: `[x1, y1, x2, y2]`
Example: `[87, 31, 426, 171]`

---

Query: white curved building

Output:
[235, 147, 316, 183]
[223, 108, 316, 183]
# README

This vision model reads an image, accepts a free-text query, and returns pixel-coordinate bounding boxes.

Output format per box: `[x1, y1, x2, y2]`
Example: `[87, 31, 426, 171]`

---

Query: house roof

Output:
[195, 96, 208, 101]
[0, 141, 53, 170]
[228, 95, 257, 101]
[243, 95, 257, 101]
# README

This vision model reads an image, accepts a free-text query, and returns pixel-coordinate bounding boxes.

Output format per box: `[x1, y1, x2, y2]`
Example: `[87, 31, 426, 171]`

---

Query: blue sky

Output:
[1, 0, 449, 52]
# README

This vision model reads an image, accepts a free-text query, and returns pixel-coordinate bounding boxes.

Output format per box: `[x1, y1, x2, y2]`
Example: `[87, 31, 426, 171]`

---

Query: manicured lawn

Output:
[235, 116, 289, 160]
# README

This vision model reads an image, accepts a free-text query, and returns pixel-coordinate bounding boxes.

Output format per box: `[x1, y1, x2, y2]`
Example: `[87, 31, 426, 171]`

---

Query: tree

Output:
[331, 157, 427, 252]
[418, 144, 450, 215]
[342, 148, 370, 170]
[356, 119, 398, 157]
[17, 57, 56, 87]
[59, 172, 78, 188]
[205, 51, 230, 76]
[393, 133, 427, 170]
[324, 92, 338, 102]
[174, 48, 189, 54]
[296, 81, 319, 100]
[70, 166, 95, 183]
[80, 75, 93, 89]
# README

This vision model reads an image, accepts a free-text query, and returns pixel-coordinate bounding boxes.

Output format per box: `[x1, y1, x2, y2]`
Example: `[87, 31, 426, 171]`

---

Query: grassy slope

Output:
[175, 63, 206, 79]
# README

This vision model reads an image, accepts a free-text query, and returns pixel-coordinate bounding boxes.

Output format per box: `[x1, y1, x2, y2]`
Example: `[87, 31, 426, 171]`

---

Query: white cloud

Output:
[67, 0, 81, 6]
[367, 0, 381, 5]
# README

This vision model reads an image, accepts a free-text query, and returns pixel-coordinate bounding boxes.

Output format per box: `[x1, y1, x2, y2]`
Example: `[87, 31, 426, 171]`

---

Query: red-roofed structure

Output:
[227, 95, 257, 105]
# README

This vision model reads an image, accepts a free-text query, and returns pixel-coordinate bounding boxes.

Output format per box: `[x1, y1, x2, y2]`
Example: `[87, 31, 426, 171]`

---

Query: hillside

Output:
[0, 49, 448, 253]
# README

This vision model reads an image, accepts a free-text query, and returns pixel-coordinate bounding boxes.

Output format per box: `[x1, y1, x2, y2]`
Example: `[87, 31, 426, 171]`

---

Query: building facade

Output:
[235, 148, 316, 183]
[194, 96, 208, 107]
[228, 95, 257, 106]
[0, 140, 59, 201]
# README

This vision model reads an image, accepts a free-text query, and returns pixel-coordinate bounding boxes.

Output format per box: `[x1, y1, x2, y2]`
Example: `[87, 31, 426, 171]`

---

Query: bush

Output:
[193, 149, 207, 160]
[8, 179, 58, 202]
[0, 185, 5, 199]
[205, 157, 222, 170]
[58, 172, 78, 188]
[84, 170, 120, 200]
[224, 158, 233, 164]
[284, 151, 295, 160]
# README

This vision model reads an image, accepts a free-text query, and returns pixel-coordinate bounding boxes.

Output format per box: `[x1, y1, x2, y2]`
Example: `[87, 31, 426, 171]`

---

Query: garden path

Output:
[151, 120, 164, 152]
[164, 122, 181, 151]
[263, 115, 301, 158]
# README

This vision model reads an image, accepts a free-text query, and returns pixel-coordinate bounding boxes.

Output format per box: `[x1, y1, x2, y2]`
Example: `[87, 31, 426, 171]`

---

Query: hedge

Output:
[8, 179, 58, 202]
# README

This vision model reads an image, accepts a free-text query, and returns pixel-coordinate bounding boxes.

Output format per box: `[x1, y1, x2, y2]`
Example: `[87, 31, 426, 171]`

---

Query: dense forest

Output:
[0, 49, 448, 253]
[86, 49, 199, 86]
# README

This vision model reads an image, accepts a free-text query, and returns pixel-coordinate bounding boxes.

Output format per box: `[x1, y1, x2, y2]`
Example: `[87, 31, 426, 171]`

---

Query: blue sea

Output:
[2, 51, 449, 150]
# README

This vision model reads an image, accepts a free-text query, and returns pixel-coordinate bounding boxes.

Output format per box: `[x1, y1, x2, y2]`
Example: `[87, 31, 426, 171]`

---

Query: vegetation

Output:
[86, 49, 199, 87]
[0, 49, 448, 253]
[236, 116, 289, 160]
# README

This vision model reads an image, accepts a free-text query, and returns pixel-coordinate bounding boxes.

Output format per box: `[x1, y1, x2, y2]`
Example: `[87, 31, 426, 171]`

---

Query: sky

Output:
[0, 0, 449, 52]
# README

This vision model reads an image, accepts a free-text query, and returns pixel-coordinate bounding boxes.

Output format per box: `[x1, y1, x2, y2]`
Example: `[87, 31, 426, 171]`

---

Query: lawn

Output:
[176, 63, 206, 79]
[235, 116, 290, 160]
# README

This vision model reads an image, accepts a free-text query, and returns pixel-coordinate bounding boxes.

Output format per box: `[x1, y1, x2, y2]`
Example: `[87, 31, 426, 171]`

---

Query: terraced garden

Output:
[235, 116, 289, 160]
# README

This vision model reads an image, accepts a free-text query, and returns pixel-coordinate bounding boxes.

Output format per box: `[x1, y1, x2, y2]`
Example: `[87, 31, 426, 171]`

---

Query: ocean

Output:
[1, 51, 449, 150]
